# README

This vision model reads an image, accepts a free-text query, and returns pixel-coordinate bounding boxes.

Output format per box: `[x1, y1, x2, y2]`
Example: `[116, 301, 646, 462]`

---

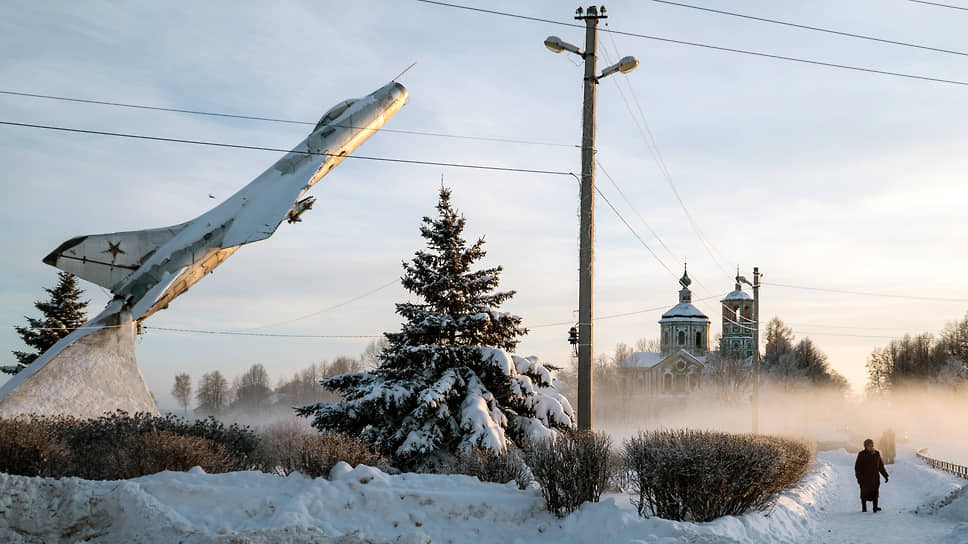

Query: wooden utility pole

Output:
[752, 266, 761, 434]
[576, 5, 605, 431]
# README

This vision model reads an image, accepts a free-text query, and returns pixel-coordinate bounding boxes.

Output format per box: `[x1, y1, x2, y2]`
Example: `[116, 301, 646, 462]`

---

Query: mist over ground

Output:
[594, 383, 967, 465]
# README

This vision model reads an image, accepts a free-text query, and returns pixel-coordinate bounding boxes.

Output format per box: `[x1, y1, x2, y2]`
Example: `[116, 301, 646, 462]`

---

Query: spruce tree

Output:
[298, 187, 573, 469]
[3, 272, 89, 375]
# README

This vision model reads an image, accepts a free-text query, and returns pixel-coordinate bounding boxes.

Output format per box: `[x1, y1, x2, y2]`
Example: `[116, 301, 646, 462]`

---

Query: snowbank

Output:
[0, 451, 964, 544]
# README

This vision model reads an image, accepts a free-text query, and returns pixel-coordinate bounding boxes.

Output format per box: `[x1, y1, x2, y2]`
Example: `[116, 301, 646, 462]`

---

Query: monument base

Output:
[0, 308, 158, 419]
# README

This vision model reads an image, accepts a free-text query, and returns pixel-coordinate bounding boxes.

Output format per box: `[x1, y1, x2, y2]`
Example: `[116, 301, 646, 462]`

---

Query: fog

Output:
[595, 382, 968, 466]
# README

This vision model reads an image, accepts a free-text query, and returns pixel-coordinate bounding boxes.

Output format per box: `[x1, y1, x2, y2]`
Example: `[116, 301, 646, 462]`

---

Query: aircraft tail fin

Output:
[43, 223, 188, 292]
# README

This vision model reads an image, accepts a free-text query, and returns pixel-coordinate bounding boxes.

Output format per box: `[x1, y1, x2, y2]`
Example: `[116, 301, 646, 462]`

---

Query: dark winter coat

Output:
[854, 449, 889, 501]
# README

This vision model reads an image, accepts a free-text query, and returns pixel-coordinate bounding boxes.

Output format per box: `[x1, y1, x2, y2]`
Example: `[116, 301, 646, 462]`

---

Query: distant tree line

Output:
[760, 317, 849, 392]
[866, 314, 968, 394]
[171, 338, 387, 418]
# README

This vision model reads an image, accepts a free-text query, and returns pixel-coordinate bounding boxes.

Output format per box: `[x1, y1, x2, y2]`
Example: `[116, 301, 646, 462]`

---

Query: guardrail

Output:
[917, 448, 968, 479]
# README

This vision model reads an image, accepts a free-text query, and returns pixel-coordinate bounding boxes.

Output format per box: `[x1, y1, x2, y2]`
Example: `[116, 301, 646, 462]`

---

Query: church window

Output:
[678, 331, 685, 345]
[663, 373, 672, 392]
[695, 331, 702, 348]
[663, 331, 668, 345]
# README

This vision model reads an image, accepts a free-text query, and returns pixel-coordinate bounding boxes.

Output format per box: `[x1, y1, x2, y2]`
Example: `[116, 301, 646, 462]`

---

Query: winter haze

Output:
[2, 1, 967, 412]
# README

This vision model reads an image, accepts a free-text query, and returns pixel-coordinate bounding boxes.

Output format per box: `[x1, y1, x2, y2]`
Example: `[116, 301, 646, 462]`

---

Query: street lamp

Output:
[544, 5, 637, 431]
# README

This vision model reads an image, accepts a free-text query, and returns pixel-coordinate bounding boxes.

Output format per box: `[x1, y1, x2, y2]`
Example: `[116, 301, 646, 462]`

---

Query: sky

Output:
[2, 0, 967, 408]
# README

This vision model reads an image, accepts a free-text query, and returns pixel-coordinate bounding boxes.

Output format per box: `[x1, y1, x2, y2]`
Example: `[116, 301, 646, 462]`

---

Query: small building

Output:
[619, 266, 709, 396]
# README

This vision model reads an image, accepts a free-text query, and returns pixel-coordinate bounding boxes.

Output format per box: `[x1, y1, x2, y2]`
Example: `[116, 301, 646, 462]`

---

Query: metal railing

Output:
[917, 448, 968, 479]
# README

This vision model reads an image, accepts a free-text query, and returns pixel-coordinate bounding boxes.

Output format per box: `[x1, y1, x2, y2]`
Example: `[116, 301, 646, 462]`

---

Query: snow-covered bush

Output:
[524, 430, 613, 517]
[622, 430, 815, 521]
[298, 187, 574, 470]
[0, 417, 68, 477]
[450, 447, 532, 489]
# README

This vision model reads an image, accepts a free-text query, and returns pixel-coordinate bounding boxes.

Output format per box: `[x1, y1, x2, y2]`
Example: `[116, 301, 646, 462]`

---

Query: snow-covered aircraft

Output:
[47, 81, 407, 323]
[0, 82, 407, 414]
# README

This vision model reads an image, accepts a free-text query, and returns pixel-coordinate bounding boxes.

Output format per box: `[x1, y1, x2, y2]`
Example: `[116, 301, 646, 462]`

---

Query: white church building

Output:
[618, 266, 755, 397]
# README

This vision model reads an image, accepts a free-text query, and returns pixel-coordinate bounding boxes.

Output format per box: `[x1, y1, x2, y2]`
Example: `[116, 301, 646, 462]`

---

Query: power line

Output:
[415, 0, 968, 87]
[652, 0, 968, 57]
[788, 323, 927, 332]
[588, 176, 677, 277]
[0, 89, 577, 148]
[529, 295, 724, 328]
[909, 0, 968, 11]
[595, 159, 680, 266]
[791, 330, 903, 340]
[144, 326, 380, 339]
[763, 281, 968, 303]
[241, 278, 400, 331]
[0, 121, 574, 177]
[599, 39, 733, 282]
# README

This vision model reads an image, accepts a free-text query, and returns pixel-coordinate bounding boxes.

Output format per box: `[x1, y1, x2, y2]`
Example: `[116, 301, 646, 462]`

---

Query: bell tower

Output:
[720, 268, 754, 360]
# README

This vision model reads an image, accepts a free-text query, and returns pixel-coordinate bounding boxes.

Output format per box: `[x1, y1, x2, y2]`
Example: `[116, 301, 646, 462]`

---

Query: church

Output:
[618, 265, 755, 397]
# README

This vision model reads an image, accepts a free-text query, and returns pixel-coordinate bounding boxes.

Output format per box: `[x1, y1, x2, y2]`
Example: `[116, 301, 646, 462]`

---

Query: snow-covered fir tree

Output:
[2, 272, 89, 375]
[298, 187, 573, 469]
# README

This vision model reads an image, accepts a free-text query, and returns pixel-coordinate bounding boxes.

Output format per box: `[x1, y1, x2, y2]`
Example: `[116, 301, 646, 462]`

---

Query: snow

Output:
[721, 289, 753, 302]
[1, 444, 965, 543]
[659, 302, 708, 321]
[0, 304, 158, 418]
[619, 352, 663, 369]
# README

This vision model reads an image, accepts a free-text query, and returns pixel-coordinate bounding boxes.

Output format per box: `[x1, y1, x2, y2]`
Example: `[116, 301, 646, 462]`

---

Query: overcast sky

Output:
[2, 0, 967, 408]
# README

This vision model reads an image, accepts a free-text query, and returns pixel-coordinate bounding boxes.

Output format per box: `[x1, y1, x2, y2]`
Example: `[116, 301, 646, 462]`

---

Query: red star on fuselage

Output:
[103, 241, 125, 263]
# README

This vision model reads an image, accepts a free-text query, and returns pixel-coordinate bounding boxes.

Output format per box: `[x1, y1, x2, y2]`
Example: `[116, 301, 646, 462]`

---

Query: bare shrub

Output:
[123, 430, 241, 476]
[252, 419, 311, 476]
[622, 429, 815, 522]
[296, 433, 386, 478]
[524, 430, 613, 517]
[452, 447, 533, 489]
[0, 417, 69, 477]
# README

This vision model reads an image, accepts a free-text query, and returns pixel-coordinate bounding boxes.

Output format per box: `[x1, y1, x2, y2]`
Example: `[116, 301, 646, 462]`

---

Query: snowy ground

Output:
[0, 447, 965, 544]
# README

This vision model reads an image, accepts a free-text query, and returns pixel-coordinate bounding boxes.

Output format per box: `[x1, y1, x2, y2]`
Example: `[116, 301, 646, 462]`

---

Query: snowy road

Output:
[803, 448, 968, 544]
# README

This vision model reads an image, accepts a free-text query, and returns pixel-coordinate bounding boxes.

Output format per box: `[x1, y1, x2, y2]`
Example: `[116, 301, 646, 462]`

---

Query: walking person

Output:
[855, 438, 889, 512]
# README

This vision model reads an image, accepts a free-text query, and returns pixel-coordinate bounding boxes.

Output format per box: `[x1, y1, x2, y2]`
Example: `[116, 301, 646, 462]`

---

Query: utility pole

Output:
[544, 6, 637, 431]
[752, 266, 761, 434]
[576, 5, 603, 431]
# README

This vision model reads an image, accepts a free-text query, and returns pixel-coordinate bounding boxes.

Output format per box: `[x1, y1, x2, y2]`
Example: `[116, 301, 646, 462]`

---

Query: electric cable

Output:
[599, 39, 733, 281]
[652, 0, 968, 57]
[763, 281, 968, 303]
[415, 0, 968, 87]
[240, 278, 400, 331]
[909, 0, 968, 11]
[0, 90, 578, 148]
[144, 327, 380, 338]
[0, 121, 575, 177]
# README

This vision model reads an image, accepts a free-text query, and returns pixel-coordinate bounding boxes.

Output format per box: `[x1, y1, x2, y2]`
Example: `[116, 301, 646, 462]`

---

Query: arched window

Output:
[695, 331, 702, 348]
[663, 331, 668, 345]
[663, 373, 672, 392]
[677, 331, 685, 345]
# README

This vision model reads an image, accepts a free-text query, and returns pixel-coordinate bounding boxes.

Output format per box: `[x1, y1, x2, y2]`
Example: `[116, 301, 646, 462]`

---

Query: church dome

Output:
[722, 288, 752, 302]
[659, 301, 708, 322]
